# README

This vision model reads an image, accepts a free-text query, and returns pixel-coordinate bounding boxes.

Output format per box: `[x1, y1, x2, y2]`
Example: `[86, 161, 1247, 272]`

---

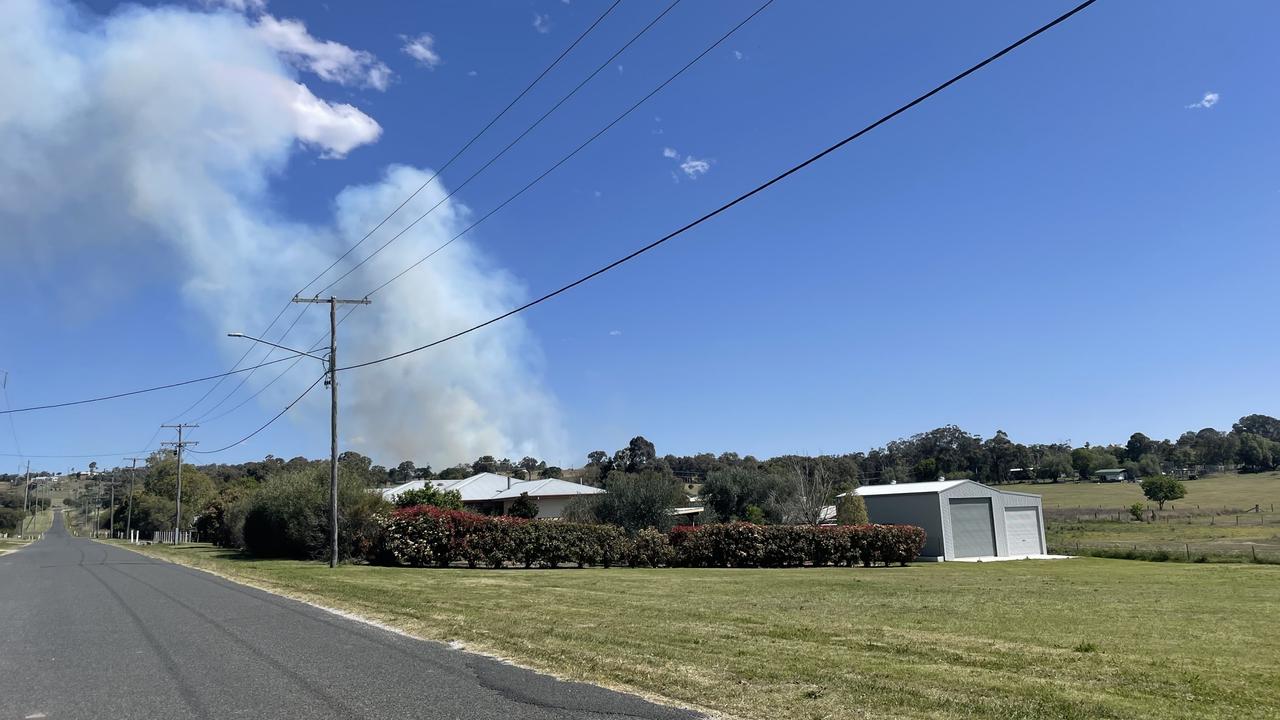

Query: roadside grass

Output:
[1003, 471, 1280, 512]
[117, 543, 1280, 720]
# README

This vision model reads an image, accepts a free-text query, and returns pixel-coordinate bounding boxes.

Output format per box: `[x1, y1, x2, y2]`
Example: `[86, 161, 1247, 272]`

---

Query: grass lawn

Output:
[1003, 471, 1280, 511]
[117, 543, 1280, 720]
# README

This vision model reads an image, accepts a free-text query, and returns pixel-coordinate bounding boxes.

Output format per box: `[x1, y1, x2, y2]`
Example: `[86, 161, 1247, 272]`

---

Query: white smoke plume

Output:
[0, 0, 566, 466]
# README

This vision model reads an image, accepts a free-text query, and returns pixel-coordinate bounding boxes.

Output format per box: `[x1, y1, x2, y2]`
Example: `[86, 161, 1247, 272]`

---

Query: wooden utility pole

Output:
[21, 460, 31, 533]
[161, 424, 198, 545]
[124, 457, 142, 540]
[291, 295, 369, 568]
[108, 469, 116, 539]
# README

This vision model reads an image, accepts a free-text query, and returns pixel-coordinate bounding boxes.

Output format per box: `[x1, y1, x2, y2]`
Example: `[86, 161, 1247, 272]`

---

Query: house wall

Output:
[500, 496, 574, 519]
[862, 493, 946, 559]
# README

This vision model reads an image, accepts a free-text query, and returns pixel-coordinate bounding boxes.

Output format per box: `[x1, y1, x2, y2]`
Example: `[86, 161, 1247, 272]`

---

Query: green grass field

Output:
[117, 543, 1280, 720]
[1004, 471, 1280, 511]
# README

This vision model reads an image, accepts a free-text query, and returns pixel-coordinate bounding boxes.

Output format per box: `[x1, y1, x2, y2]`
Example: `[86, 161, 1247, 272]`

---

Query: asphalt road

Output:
[0, 512, 699, 720]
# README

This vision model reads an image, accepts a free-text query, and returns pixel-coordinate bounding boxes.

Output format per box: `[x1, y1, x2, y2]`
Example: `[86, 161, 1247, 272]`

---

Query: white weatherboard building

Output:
[380, 472, 603, 519]
[851, 480, 1047, 561]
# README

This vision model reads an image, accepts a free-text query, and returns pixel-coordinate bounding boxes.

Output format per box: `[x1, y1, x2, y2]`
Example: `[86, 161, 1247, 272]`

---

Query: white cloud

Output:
[733, 50, 744, 60]
[255, 15, 392, 90]
[400, 32, 441, 69]
[533, 13, 551, 34]
[467, 70, 477, 77]
[200, 0, 267, 12]
[593, 190, 602, 198]
[0, 0, 566, 466]
[608, 330, 622, 336]
[661, 146, 712, 179]
[1185, 91, 1219, 109]
[680, 156, 711, 179]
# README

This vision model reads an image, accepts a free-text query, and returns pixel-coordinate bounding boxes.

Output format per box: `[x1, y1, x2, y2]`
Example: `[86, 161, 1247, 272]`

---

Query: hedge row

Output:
[380, 507, 926, 568]
[669, 522, 926, 568]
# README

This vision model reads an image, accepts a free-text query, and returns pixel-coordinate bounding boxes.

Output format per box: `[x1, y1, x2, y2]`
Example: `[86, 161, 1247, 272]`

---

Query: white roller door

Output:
[949, 498, 996, 558]
[1004, 507, 1042, 555]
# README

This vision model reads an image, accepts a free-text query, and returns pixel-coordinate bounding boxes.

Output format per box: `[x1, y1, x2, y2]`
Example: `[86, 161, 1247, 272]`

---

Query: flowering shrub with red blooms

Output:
[669, 523, 926, 568]
[380, 507, 927, 569]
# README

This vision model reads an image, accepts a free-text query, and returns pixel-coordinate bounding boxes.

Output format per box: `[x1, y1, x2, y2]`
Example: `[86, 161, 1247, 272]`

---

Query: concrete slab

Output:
[948, 554, 1073, 563]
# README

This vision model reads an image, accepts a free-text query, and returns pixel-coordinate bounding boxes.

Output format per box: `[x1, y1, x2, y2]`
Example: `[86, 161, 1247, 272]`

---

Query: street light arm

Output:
[227, 332, 327, 362]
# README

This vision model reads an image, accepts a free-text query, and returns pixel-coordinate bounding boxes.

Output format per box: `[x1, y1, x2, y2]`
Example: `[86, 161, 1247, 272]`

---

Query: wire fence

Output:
[1049, 539, 1280, 564]
[1045, 506, 1277, 525]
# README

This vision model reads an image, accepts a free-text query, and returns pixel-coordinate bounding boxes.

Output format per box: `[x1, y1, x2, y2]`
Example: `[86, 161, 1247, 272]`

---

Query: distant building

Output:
[380, 472, 604, 519]
[1093, 468, 1133, 483]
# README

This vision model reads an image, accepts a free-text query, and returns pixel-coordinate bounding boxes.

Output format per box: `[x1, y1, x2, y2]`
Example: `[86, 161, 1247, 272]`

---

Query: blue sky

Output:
[2, 0, 1277, 473]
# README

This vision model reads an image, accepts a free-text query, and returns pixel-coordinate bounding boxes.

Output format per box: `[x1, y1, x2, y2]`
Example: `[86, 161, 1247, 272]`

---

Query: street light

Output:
[228, 327, 342, 568]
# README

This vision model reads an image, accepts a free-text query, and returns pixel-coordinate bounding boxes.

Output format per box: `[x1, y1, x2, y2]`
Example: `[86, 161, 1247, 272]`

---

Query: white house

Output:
[846, 479, 1048, 561]
[380, 472, 604, 519]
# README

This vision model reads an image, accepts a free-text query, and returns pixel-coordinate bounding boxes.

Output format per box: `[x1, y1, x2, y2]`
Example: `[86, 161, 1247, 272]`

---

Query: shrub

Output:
[507, 492, 539, 519]
[382, 506, 491, 567]
[761, 524, 815, 568]
[835, 494, 868, 525]
[242, 469, 389, 562]
[700, 522, 767, 567]
[393, 485, 462, 510]
[1127, 503, 1145, 522]
[462, 515, 525, 568]
[627, 528, 673, 568]
[669, 525, 713, 568]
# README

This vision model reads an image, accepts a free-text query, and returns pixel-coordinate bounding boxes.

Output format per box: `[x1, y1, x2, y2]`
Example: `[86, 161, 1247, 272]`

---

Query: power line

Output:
[312, 0, 684, 298]
[188, 372, 326, 455]
[0, 354, 302, 415]
[356, 0, 771, 301]
[187, 0, 1098, 455]
[173, 0, 625, 423]
[337, 0, 1098, 373]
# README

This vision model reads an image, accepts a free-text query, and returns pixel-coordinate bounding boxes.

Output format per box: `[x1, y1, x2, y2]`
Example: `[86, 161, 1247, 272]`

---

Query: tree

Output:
[586, 450, 608, 467]
[612, 436, 658, 474]
[1238, 434, 1278, 471]
[391, 461, 416, 484]
[775, 462, 837, 525]
[1125, 433, 1156, 462]
[911, 458, 938, 483]
[702, 466, 787, 522]
[540, 466, 563, 479]
[472, 455, 498, 474]
[437, 464, 472, 480]
[590, 469, 684, 532]
[1233, 414, 1280, 442]
[507, 492, 539, 519]
[393, 486, 463, 510]
[1140, 475, 1186, 511]
[835, 493, 868, 525]
[518, 456, 540, 479]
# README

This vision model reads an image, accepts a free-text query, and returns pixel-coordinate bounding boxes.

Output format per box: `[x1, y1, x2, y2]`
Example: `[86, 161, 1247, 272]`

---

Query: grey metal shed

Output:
[852, 480, 1046, 561]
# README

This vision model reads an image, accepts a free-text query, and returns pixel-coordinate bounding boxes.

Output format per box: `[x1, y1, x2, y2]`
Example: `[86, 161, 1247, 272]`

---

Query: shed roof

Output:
[383, 473, 605, 503]
[1095, 468, 1127, 474]
[853, 480, 968, 496]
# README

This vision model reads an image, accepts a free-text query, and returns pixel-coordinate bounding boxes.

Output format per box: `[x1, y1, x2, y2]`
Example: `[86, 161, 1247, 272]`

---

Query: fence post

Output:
[1252, 546, 1258, 562]
[1185, 543, 1190, 561]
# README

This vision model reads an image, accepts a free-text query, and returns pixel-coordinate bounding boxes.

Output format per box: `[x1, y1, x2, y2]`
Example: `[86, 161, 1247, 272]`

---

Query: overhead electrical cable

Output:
[168, 0, 624, 422]
[312, 0, 684, 298]
[0, 355, 301, 415]
[187, 0, 1098, 454]
[338, 0, 1097, 371]
[187, 373, 327, 455]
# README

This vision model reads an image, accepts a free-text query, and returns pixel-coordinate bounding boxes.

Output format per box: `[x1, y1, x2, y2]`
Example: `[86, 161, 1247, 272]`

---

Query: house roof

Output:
[852, 480, 969, 496]
[1095, 468, 1127, 474]
[489, 478, 605, 501]
[382, 473, 603, 504]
